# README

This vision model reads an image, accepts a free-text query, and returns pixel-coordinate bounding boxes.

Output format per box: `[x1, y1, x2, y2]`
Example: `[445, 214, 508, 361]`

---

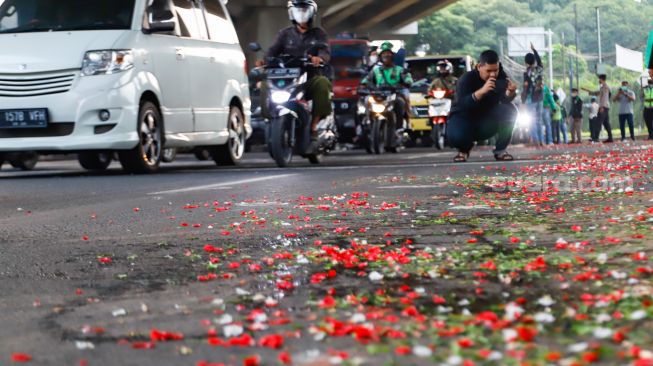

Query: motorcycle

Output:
[359, 86, 406, 154]
[250, 43, 338, 168]
[426, 88, 453, 150]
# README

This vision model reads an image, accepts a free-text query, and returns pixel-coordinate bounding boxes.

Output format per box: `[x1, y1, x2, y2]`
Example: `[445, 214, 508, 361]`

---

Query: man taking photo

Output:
[613, 81, 636, 141]
[448, 50, 518, 162]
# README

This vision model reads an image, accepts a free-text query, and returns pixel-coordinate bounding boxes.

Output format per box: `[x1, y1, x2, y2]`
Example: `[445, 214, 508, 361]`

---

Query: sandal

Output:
[453, 151, 469, 163]
[494, 152, 514, 161]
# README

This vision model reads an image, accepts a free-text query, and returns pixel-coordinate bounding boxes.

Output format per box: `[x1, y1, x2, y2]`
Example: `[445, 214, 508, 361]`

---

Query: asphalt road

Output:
[0, 144, 630, 365]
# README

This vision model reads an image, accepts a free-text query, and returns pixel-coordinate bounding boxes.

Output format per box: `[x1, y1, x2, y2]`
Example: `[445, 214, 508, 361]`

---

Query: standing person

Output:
[584, 75, 613, 143]
[542, 84, 556, 144]
[551, 93, 568, 144]
[448, 50, 518, 162]
[588, 96, 600, 142]
[643, 78, 653, 140]
[522, 43, 544, 146]
[569, 88, 584, 143]
[614, 81, 637, 141]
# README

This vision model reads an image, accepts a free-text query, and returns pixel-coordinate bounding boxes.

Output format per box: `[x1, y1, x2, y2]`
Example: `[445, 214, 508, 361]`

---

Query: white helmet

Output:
[287, 0, 318, 25]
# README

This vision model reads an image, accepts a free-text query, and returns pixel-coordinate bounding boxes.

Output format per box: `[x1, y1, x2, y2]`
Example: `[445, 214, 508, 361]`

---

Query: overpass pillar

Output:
[234, 7, 289, 66]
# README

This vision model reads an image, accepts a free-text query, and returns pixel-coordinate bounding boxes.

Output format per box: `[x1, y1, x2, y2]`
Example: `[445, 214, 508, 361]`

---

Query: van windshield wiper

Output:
[0, 26, 55, 34]
[55, 24, 127, 31]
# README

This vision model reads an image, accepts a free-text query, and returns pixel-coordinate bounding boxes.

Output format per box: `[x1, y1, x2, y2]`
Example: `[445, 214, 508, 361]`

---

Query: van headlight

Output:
[271, 91, 291, 104]
[81, 50, 134, 76]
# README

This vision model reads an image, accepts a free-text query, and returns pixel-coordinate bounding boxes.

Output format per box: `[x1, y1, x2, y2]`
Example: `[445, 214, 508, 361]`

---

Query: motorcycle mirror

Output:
[248, 42, 262, 52]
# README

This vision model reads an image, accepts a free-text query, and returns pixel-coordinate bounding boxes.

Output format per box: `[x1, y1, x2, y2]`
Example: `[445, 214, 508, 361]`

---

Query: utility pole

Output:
[562, 32, 567, 94]
[596, 7, 602, 65]
[574, 4, 580, 89]
[548, 29, 554, 89]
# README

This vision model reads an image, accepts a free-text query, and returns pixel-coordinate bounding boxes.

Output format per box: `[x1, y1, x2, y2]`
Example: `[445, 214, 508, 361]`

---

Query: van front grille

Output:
[0, 69, 78, 97]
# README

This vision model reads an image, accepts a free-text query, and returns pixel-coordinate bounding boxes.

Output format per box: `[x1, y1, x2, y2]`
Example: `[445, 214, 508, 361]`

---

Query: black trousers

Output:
[448, 103, 517, 154]
[596, 108, 613, 141]
[645, 108, 653, 139]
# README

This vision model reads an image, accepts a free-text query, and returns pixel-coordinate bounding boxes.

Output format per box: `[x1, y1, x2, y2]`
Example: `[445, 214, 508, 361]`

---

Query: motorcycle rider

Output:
[361, 41, 414, 127]
[429, 60, 457, 96]
[260, 0, 332, 142]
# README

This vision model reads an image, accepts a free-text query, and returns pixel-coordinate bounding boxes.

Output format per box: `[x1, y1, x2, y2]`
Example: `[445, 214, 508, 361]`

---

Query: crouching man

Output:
[447, 50, 518, 162]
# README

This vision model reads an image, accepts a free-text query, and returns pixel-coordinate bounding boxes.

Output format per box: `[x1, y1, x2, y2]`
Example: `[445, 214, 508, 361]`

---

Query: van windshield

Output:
[0, 0, 135, 34]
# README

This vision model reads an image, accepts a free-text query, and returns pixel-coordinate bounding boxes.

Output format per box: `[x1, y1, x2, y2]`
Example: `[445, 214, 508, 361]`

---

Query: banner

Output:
[615, 44, 644, 73]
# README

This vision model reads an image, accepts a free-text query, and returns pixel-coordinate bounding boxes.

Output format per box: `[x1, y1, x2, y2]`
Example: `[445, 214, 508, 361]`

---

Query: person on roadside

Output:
[643, 78, 653, 140]
[588, 96, 600, 142]
[584, 75, 613, 143]
[522, 43, 544, 146]
[614, 81, 637, 141]
[551, 93, 567, 144]
[261, 0, 332, 142]
[448, 50, 518, 163]
[542, 83, 556, 145]
[569, 88, 584, 144]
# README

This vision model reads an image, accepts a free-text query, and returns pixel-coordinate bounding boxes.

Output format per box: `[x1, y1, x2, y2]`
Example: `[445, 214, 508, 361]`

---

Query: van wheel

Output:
[78, 152, 112, 171]
[0, 154, 4, 170]
[214, 106, 245, 166]
[9, 152, 39, 171]
[119, 101, 163, 174]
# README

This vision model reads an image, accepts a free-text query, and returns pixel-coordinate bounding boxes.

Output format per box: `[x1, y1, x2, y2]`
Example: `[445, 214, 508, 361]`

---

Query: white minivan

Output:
[0, 0, 251, 173]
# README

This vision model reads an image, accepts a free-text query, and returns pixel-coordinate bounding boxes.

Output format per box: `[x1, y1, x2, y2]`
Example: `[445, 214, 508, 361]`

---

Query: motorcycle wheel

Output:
[269, 115, 293, 168]
[433, 124, 446, 150]
[371, 118, 386, 155]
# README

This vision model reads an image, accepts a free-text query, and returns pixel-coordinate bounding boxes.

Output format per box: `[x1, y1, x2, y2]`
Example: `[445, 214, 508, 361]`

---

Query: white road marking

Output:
[149, 174, 297, 195]
[377, 185, 439, 189]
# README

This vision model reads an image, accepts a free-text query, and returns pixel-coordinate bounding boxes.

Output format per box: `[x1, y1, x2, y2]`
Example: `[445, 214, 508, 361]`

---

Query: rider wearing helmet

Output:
[429, 60, 457, 97]
[265, 0, 332, 140]
[361, 42, 414, 124]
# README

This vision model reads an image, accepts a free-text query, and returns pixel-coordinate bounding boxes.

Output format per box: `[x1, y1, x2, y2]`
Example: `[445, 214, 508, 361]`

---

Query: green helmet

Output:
[379, 41, 394, 55]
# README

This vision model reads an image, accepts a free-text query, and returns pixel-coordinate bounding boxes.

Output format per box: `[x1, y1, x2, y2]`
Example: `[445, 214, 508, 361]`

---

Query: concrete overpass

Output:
[227, 0, 456, 59]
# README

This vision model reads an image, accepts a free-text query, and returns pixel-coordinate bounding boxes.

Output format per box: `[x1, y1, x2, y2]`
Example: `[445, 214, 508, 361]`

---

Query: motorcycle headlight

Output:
[357, 104, 367, 114]
[81, 50, 134, 76]
[371, 103, 386, 114]
[432, 90, 447, 99]
[271, 91, 292, 104]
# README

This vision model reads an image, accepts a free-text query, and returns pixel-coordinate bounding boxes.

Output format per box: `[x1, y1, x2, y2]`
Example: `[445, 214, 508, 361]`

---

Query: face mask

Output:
[369, 56, 378, 64]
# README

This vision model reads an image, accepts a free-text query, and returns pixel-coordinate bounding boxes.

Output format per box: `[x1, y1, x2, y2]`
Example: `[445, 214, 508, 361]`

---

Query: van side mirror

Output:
[145, 8, 176, 34]
[248, 42, 262, 52]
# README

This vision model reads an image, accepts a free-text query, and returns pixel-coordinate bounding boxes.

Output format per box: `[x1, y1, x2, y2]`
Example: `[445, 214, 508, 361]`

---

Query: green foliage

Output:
[408, 0, 653, 63]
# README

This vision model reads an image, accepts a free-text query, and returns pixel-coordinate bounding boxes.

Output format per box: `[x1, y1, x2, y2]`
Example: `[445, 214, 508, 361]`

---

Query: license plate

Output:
[0, 109, 48, 129]
[268, 68, 301, 79]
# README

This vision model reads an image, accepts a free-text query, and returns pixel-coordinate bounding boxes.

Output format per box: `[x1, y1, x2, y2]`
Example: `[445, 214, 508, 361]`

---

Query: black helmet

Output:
[287, 0, 318, 25]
